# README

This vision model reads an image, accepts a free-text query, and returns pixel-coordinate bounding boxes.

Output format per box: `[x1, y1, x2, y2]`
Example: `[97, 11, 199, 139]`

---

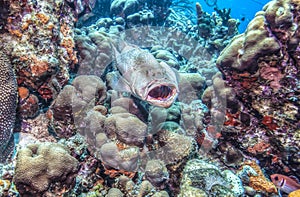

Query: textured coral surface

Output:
[1, 0, 299, 196]
[217, 0, 300, 177]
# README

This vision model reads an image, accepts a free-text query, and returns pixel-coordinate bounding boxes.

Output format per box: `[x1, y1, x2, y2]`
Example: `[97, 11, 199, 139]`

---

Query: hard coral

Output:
[145, 160, 169, 188]
[216, 0, 300, 175]
[242, 161, 277, 194]
[14, 142, 79, 196]
[7, 0, 77, 104]
[49, 75, 107, 138]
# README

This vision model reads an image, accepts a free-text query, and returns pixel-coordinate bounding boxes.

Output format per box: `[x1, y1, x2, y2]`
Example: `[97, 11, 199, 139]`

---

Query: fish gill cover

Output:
[0, 0, 299, 196]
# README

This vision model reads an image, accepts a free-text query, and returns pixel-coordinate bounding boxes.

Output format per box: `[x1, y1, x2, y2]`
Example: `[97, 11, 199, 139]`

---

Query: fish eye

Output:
[274, 176, 279, 181]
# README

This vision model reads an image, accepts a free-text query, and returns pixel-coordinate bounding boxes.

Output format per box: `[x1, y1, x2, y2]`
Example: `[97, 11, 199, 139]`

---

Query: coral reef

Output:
[1, 0, 298, 196]
[144, 160, 169, 188]
[0, 42, 17, 163]
[0, 0, 9, 33]
[179, 159, 243, 196]
[14, 142, 79, 196]
[238, 161, 277, 195]
[216, 0, 300, 177]
[6, 0, 77, 108]
[195, 2, 239, 54]
[49, 75, 107, 138]
[110, 0, 171, 27]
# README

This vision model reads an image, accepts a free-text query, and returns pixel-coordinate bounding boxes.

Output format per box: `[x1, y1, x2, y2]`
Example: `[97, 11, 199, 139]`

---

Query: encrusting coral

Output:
[6, 0, 77, 106]
[216, 0, 300, 176]
[238, 161, 277, 194]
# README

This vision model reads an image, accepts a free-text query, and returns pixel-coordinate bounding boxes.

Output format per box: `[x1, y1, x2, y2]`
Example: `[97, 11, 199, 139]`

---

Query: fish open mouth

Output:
[147, 84, 178, 106]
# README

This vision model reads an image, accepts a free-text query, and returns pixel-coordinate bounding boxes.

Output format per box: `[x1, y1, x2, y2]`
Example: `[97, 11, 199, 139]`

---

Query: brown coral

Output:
[14, 142, 79, 196]
[243, 161, 277, 194]
[216, 0, 300, 175]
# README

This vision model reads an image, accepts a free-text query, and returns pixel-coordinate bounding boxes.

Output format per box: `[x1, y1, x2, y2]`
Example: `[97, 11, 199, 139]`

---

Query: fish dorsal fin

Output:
[106, 71, 132, 93]
[289, 176, 300, 184]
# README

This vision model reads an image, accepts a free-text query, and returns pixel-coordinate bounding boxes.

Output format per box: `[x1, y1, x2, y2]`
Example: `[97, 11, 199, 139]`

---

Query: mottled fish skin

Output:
[114, 44, 179, 108]
[0, 49, 17, 163]
[271, 174, 300, 194]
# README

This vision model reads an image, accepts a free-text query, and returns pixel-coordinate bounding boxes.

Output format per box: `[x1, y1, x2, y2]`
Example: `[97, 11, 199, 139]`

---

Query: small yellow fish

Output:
[271, 174, 300, 194]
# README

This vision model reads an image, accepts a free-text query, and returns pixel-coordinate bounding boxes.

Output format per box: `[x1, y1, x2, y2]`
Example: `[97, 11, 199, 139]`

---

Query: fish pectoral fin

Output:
[106, 71, 132, 93]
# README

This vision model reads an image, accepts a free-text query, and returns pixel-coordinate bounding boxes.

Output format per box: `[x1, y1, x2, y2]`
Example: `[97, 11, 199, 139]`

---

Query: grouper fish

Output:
[109, 44, 179, 108]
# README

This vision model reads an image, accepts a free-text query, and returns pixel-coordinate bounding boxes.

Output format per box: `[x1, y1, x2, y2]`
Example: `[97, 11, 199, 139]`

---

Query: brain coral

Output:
[0, 44, 17, 163]
[14, 142, 79, 196]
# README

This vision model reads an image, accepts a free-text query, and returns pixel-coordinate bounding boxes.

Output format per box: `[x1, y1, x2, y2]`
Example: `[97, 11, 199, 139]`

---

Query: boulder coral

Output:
[104, 113, 147, 146]
[145, 160, 169, 187]
[49, 75, 107, 138]
[14, 142, 79, 196]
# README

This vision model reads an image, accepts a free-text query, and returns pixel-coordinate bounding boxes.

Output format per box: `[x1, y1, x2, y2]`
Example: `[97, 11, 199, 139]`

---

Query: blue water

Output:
[198, 0, 271, 32]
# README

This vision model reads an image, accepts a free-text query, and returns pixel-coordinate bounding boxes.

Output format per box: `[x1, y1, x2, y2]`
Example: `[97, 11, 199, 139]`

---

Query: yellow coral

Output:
[0, 179, 11, 190]
[60, 23, 71, 37]
[36, 12, 50, 24]
[243, 161, 277, 194]
[61, 37, 78, 64]
[288, 189, 300, 197]
[8, 29, 22, 37]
